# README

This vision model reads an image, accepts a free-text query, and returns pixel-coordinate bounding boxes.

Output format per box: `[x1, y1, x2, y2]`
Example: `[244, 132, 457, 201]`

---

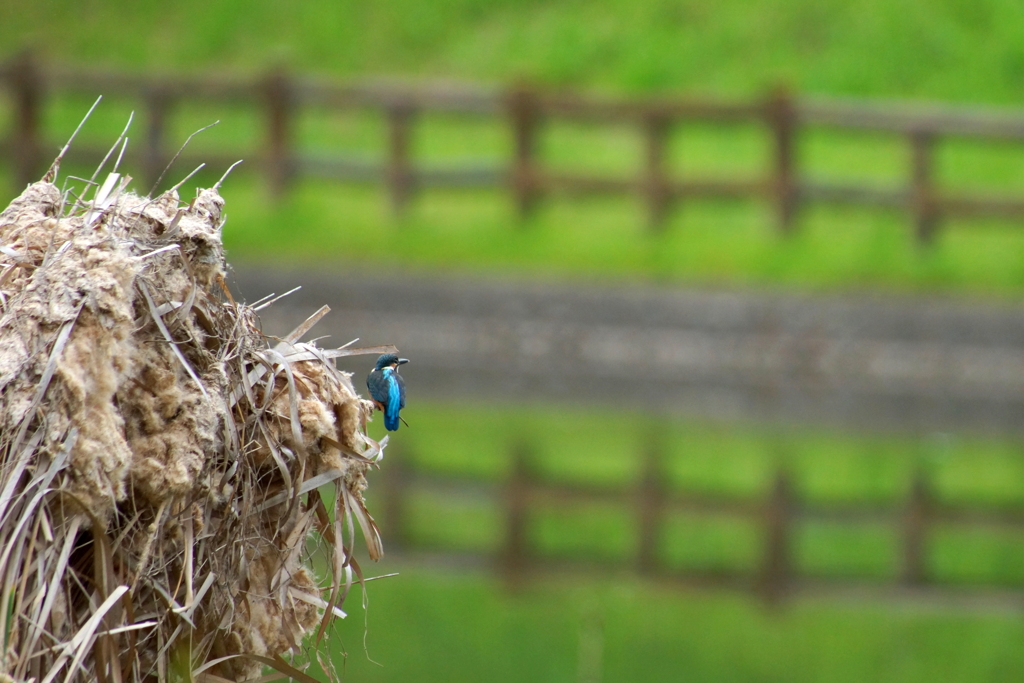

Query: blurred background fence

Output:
[7, 51, 1024, 612]
[380, 439, 1024, 609]
[6, 51, 1024, 243]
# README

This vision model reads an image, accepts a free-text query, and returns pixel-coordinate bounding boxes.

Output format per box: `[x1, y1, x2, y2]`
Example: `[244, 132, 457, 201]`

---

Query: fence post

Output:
[636, 440, 664, 575]
[642, 110, 672, 231]
[508, 84, 540, 221]
[759, 470, 791, 605]
[386, 102, 415, 217]
[261, 68, 294, 198]
[766, 86, 798, 236]
[902, 469, 929, 585]
[502, 441, 531, 588]
[910, 130, 939, 245]
[8, 50, 44, 191]
[143, 85, 171, 193]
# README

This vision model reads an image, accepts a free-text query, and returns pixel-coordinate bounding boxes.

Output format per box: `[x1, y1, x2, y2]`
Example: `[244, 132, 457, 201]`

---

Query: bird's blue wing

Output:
[384, 368, 402, 430]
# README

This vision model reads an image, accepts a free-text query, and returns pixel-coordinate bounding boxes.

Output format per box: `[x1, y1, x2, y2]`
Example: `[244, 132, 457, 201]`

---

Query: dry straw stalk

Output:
[0, 144, 393, 681]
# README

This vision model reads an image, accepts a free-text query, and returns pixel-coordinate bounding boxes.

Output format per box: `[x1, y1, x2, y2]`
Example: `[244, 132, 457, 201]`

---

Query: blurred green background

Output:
[7, 0, 1024, 294]
[6, 1, 1024, 681]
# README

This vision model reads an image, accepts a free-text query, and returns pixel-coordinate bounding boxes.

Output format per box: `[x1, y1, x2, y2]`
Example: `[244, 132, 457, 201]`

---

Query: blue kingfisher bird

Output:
[367, 353, 408, 431]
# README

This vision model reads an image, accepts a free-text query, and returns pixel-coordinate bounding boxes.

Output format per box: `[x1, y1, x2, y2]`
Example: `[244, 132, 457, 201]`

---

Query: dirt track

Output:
[230, 265, 1024, 435]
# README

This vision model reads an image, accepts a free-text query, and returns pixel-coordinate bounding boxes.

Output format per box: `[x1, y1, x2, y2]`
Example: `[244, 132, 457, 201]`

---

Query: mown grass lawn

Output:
[323, 570, 1024, 683]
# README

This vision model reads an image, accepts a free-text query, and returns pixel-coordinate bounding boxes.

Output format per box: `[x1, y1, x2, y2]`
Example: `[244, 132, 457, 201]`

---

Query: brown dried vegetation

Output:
[0, 161, 393, 681]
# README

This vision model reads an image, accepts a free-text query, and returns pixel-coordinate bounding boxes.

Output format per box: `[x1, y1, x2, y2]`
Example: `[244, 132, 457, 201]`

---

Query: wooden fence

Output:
[381, 442, 1024, 609]
[5, 51, 1024, 242]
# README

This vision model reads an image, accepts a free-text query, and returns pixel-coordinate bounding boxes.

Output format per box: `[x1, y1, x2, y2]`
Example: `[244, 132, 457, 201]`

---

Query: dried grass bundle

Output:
[0, 150, 393, 681]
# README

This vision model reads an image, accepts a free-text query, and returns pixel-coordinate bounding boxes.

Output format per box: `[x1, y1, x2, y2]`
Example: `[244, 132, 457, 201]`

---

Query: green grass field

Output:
[316, 403, 1024, 683]
[322, 572, 1024, 683]
[5, 0, 1024, 104]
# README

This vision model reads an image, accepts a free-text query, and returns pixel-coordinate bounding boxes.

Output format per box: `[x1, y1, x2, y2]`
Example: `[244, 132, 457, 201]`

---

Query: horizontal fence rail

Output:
[5, 52, 1024, 242]
[381, 442, 1024, 609]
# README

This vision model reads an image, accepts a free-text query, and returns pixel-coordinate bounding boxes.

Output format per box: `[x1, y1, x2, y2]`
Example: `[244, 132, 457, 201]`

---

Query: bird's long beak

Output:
[398, 358, 410, 365]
